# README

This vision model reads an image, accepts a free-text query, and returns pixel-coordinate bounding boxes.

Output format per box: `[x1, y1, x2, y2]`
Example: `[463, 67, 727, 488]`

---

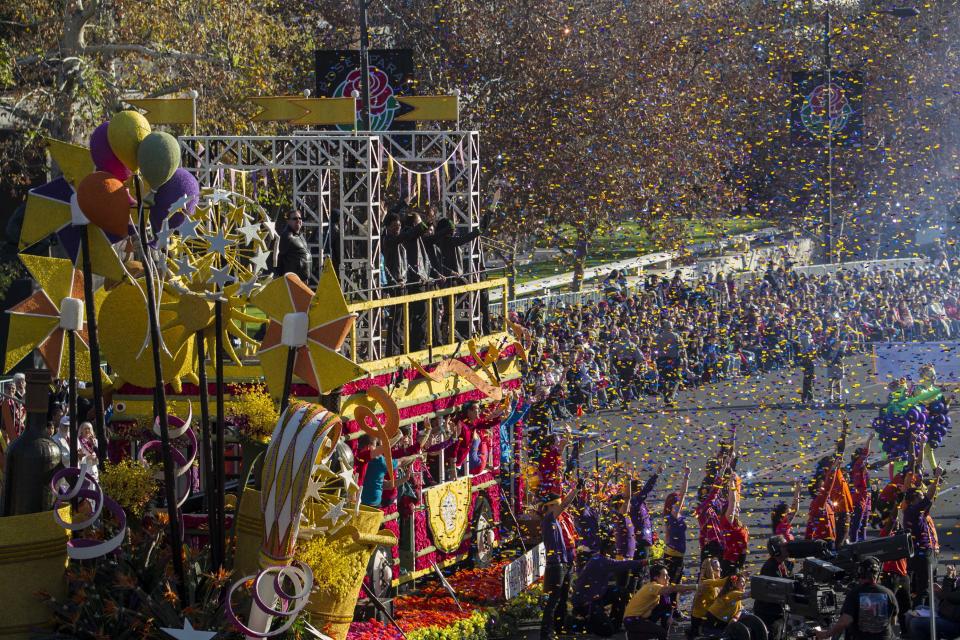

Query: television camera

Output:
[750, 535, 913, 624]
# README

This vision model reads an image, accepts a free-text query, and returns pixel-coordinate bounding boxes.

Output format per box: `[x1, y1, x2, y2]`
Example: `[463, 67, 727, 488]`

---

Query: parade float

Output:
[2, 94, 530, 639]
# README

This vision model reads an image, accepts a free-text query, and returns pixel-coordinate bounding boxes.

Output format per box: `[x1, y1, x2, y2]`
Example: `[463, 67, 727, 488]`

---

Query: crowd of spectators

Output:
[513, 257, 960, 415]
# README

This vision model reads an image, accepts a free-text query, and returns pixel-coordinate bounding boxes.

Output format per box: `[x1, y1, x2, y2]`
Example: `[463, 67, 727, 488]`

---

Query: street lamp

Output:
[358, 0, 372, 131]
[821, 6, 918, 264]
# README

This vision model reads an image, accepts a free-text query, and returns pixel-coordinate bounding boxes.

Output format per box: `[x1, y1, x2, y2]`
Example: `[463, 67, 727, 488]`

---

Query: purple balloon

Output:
[150, 168, 199, 232]
[89, 122, 132, 182]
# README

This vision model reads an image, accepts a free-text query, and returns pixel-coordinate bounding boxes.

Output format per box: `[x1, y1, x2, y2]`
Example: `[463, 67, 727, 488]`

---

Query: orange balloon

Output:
[77, 171, 133, 238]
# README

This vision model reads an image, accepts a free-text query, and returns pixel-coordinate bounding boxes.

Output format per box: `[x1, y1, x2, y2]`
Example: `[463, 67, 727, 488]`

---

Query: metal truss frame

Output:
[179, 130, 481, 361]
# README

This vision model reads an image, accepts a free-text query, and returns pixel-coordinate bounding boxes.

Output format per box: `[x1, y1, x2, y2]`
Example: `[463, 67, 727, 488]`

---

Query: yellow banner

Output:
[396, 95, 458, 122]
[126, 98, 194, 125]
[424, 477, 472, 552]
[249, 96, 355, 125]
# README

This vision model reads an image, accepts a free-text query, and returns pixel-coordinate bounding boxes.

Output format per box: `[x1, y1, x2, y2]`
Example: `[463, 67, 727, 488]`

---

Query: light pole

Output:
[821, 6, 918, 264]
[358, 0, 372, 131]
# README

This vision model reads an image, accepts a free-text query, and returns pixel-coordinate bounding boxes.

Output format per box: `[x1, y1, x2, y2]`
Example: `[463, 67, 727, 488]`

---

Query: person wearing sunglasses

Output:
[276, 211, 311, 282]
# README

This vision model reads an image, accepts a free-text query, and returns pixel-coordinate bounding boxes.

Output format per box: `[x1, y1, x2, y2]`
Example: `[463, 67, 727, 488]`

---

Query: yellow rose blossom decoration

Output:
[226, 384, 280, 443]
[100, 458, 157, 517]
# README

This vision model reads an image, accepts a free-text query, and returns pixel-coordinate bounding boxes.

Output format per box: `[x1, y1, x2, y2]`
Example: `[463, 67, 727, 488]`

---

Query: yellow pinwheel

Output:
[251, 259, 365, 397]
[4, 254, 103, 379]
[20, 139, 126, 282]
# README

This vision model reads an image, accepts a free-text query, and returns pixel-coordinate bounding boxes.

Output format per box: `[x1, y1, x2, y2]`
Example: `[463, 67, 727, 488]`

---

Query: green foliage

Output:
[409, 610, 489, 640]
[37, 517, 235, 639]
[485, 584, 543, 639]
[0, 258, 26, 302]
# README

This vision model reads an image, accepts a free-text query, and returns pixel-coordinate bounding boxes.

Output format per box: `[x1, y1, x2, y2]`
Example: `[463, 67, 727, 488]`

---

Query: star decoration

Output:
[206, 230, 232, 257]
[237, 277, 259, 297]
[174, 254, 197, 280]
[206, 189, 232, 205]
[154, 221, 175, 250]
[168, 193, 193, 215]
[177, 216, 202, 240]
[250, 249, 271, 273]
[338, 466, 360, 495]
[304, 473, 325, 503]
[207, 264, 236, 288]
[320, 499, 347, 526]
[159, 619, 217, 640]
[261, 218, 277, 238]
[237, 221, 263, 245]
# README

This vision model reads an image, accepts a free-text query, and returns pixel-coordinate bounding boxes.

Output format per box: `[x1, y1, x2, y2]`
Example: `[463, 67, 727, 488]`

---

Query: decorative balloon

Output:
[76, 171, 134, 238]
[873, 383, 950, 458]
[107, 110, 151, 172]
[150, 168, 200, 231]
[89, 121, 132, 182]
[137, 131, 181, 189]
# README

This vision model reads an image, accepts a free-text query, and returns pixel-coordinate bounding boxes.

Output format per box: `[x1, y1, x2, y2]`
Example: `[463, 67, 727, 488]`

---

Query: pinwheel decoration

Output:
[251, 259, 365, 400]
[20, 138, 128, 283]
[4, 254, 102, 380]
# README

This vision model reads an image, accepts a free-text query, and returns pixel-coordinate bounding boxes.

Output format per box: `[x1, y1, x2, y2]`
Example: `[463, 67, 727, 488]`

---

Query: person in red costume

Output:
[469, 398, 509, 475]
[538, 429, 569, 498]
[720, 475, 749, 576]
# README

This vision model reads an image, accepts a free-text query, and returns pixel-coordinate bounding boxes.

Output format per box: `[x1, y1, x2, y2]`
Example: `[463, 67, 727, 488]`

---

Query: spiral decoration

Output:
[224, 561, 315, 638]
[51, 463, 128, 560]
[138, 403, 198, 509]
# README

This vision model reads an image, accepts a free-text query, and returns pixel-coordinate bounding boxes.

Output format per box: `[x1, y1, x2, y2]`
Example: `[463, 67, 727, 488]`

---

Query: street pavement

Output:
[506, 351, 959, 638]
[566, 351, 960, 568]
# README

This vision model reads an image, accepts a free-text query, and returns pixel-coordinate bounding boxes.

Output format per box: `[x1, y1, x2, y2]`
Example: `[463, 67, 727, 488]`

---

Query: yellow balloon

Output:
[107, 110, 152, 172]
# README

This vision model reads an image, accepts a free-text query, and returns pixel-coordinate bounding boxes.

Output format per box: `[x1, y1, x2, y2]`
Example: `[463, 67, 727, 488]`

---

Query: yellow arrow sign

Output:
[126, 98, 194, 125]
[289, 97, 356, 125]
[249, 96, 356, 125]
[249, 96, 308, 122]
[395, 95, 458, 122]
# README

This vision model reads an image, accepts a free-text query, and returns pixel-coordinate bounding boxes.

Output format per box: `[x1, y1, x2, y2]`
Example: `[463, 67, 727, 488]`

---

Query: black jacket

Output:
[430, 221, 480, 281]
[400, 221, 431, 285]
[277, 229, 311, 281]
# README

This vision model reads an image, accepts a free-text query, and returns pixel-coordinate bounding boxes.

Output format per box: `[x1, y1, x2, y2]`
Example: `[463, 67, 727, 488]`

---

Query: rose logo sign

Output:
[800, 81, 853, 139]
[333, 67, 399, 131]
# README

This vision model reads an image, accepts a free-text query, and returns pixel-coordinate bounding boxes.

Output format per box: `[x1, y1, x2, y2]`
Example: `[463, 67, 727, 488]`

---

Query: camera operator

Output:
[907, 564, 960, 640]
[814, 557, 898, 640]
[754, 536, 791, 640]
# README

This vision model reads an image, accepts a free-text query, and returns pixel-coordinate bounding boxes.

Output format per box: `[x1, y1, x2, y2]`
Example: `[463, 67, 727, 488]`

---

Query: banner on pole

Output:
[126, 98, 194, 125]
[314, 49, 414, 131]
[790, 70, 863, 146]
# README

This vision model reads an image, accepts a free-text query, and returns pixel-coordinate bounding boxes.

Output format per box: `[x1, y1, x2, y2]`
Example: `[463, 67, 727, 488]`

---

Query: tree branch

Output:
[81, 43, 219, 64]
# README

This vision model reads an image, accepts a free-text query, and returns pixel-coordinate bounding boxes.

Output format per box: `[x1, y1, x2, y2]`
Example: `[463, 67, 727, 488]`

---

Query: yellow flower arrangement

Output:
[293, 533, 368, 603]
[100, 458, 156, 517]
[226, 383, 279, 443]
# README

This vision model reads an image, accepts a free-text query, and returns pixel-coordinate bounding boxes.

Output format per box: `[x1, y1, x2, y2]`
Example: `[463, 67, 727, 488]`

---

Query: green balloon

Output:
[137, 131, 181, 189]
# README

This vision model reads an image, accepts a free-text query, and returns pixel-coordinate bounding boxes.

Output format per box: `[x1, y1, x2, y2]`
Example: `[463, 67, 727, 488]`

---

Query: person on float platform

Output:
[622, 563, 696, 640]
[815, 557, 898, 640]
[275, 211, 311, 282]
